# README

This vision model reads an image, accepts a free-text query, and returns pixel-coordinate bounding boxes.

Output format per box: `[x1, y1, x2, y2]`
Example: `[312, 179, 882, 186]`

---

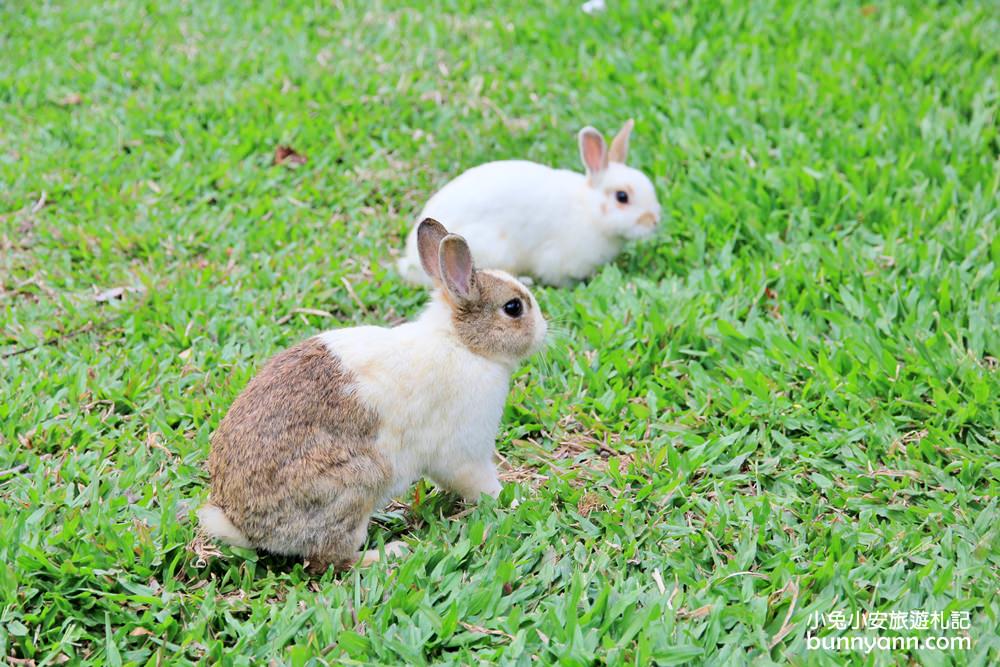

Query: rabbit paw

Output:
[358, 540, 409, 567]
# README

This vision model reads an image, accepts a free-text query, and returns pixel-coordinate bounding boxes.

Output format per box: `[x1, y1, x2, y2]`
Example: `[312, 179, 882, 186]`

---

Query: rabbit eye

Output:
[502, 299, 523, 318]
[615, 190, 629, 204]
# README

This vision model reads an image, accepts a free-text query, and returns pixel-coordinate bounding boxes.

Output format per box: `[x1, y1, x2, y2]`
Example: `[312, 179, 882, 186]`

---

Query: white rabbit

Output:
[398, 120, 661, 287]
[199, 219, 547, 572]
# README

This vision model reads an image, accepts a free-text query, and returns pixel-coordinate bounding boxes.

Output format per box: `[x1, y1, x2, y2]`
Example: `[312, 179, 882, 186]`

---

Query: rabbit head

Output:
[578, 120, 662, 241]
[417, 218, 547, 364]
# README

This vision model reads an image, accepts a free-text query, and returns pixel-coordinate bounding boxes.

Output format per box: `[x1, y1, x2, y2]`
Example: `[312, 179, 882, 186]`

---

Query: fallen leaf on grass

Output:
[93, 287, 121, 302]
[6, 657, 37, 666]
[577, 492, 602, 517]
[94, 286, 143, 303]
[129, 627, 153, 637]
[274, 145, 307, 167]
[58, 93, 82, 106]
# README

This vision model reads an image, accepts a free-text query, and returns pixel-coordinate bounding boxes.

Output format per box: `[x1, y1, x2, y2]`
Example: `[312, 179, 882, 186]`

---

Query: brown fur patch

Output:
[451, 272, 537, 361]
[207, 338, 390, 568]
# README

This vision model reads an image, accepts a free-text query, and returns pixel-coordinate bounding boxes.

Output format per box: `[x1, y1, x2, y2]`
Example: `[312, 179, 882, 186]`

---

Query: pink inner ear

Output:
[444, 252, 472, 295]
[582, 132, 607, 174]
[440, 237, 475, 299]
[609, 120, 633, 163]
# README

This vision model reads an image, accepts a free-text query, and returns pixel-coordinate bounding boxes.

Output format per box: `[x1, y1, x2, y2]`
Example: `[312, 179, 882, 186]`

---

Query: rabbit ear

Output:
[608, 119, 634, 164]
[438, 234, 479, 302]
[417, 218, 449, 282]
[578, 127, 608, 181]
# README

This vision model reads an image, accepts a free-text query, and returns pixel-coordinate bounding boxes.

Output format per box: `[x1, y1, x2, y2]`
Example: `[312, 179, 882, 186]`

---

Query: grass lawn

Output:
[2, 0, 998, 664]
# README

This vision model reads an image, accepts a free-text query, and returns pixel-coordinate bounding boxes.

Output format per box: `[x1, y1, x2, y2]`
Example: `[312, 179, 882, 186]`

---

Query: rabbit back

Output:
[400, 161, 626, 285]
[205, 338, 391, 561]
[399, 161, 587, 283]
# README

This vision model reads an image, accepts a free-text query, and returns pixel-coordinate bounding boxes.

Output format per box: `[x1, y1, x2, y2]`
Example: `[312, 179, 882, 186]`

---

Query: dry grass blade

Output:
[0, 464, 29, 479]
[651, 568, 666, 594]
[676, 604, 713, 620]
[1, 321, 96, 359]
[767, 579, 800, 649]
[460, 622, 515, 641]
[276, 307, 335, 325]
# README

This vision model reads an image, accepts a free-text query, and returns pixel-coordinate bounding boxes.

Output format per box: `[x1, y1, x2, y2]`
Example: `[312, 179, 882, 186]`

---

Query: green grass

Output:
[2, 0, 998, 664]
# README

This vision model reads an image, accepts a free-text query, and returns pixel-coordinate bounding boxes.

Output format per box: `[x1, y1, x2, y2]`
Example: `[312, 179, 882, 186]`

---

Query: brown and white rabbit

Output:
[398, 120, 662, 287]
[198, 219, 547, 572]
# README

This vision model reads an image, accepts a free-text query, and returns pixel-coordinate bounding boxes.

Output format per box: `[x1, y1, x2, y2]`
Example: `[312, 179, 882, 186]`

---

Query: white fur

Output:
[316, 277, 545, 502]
[398, 146, 661, 287]
[197, 503, 251, 548]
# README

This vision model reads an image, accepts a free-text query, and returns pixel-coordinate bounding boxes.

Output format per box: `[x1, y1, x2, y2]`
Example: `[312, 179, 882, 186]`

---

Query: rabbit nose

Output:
[638, 211, 658, 228]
